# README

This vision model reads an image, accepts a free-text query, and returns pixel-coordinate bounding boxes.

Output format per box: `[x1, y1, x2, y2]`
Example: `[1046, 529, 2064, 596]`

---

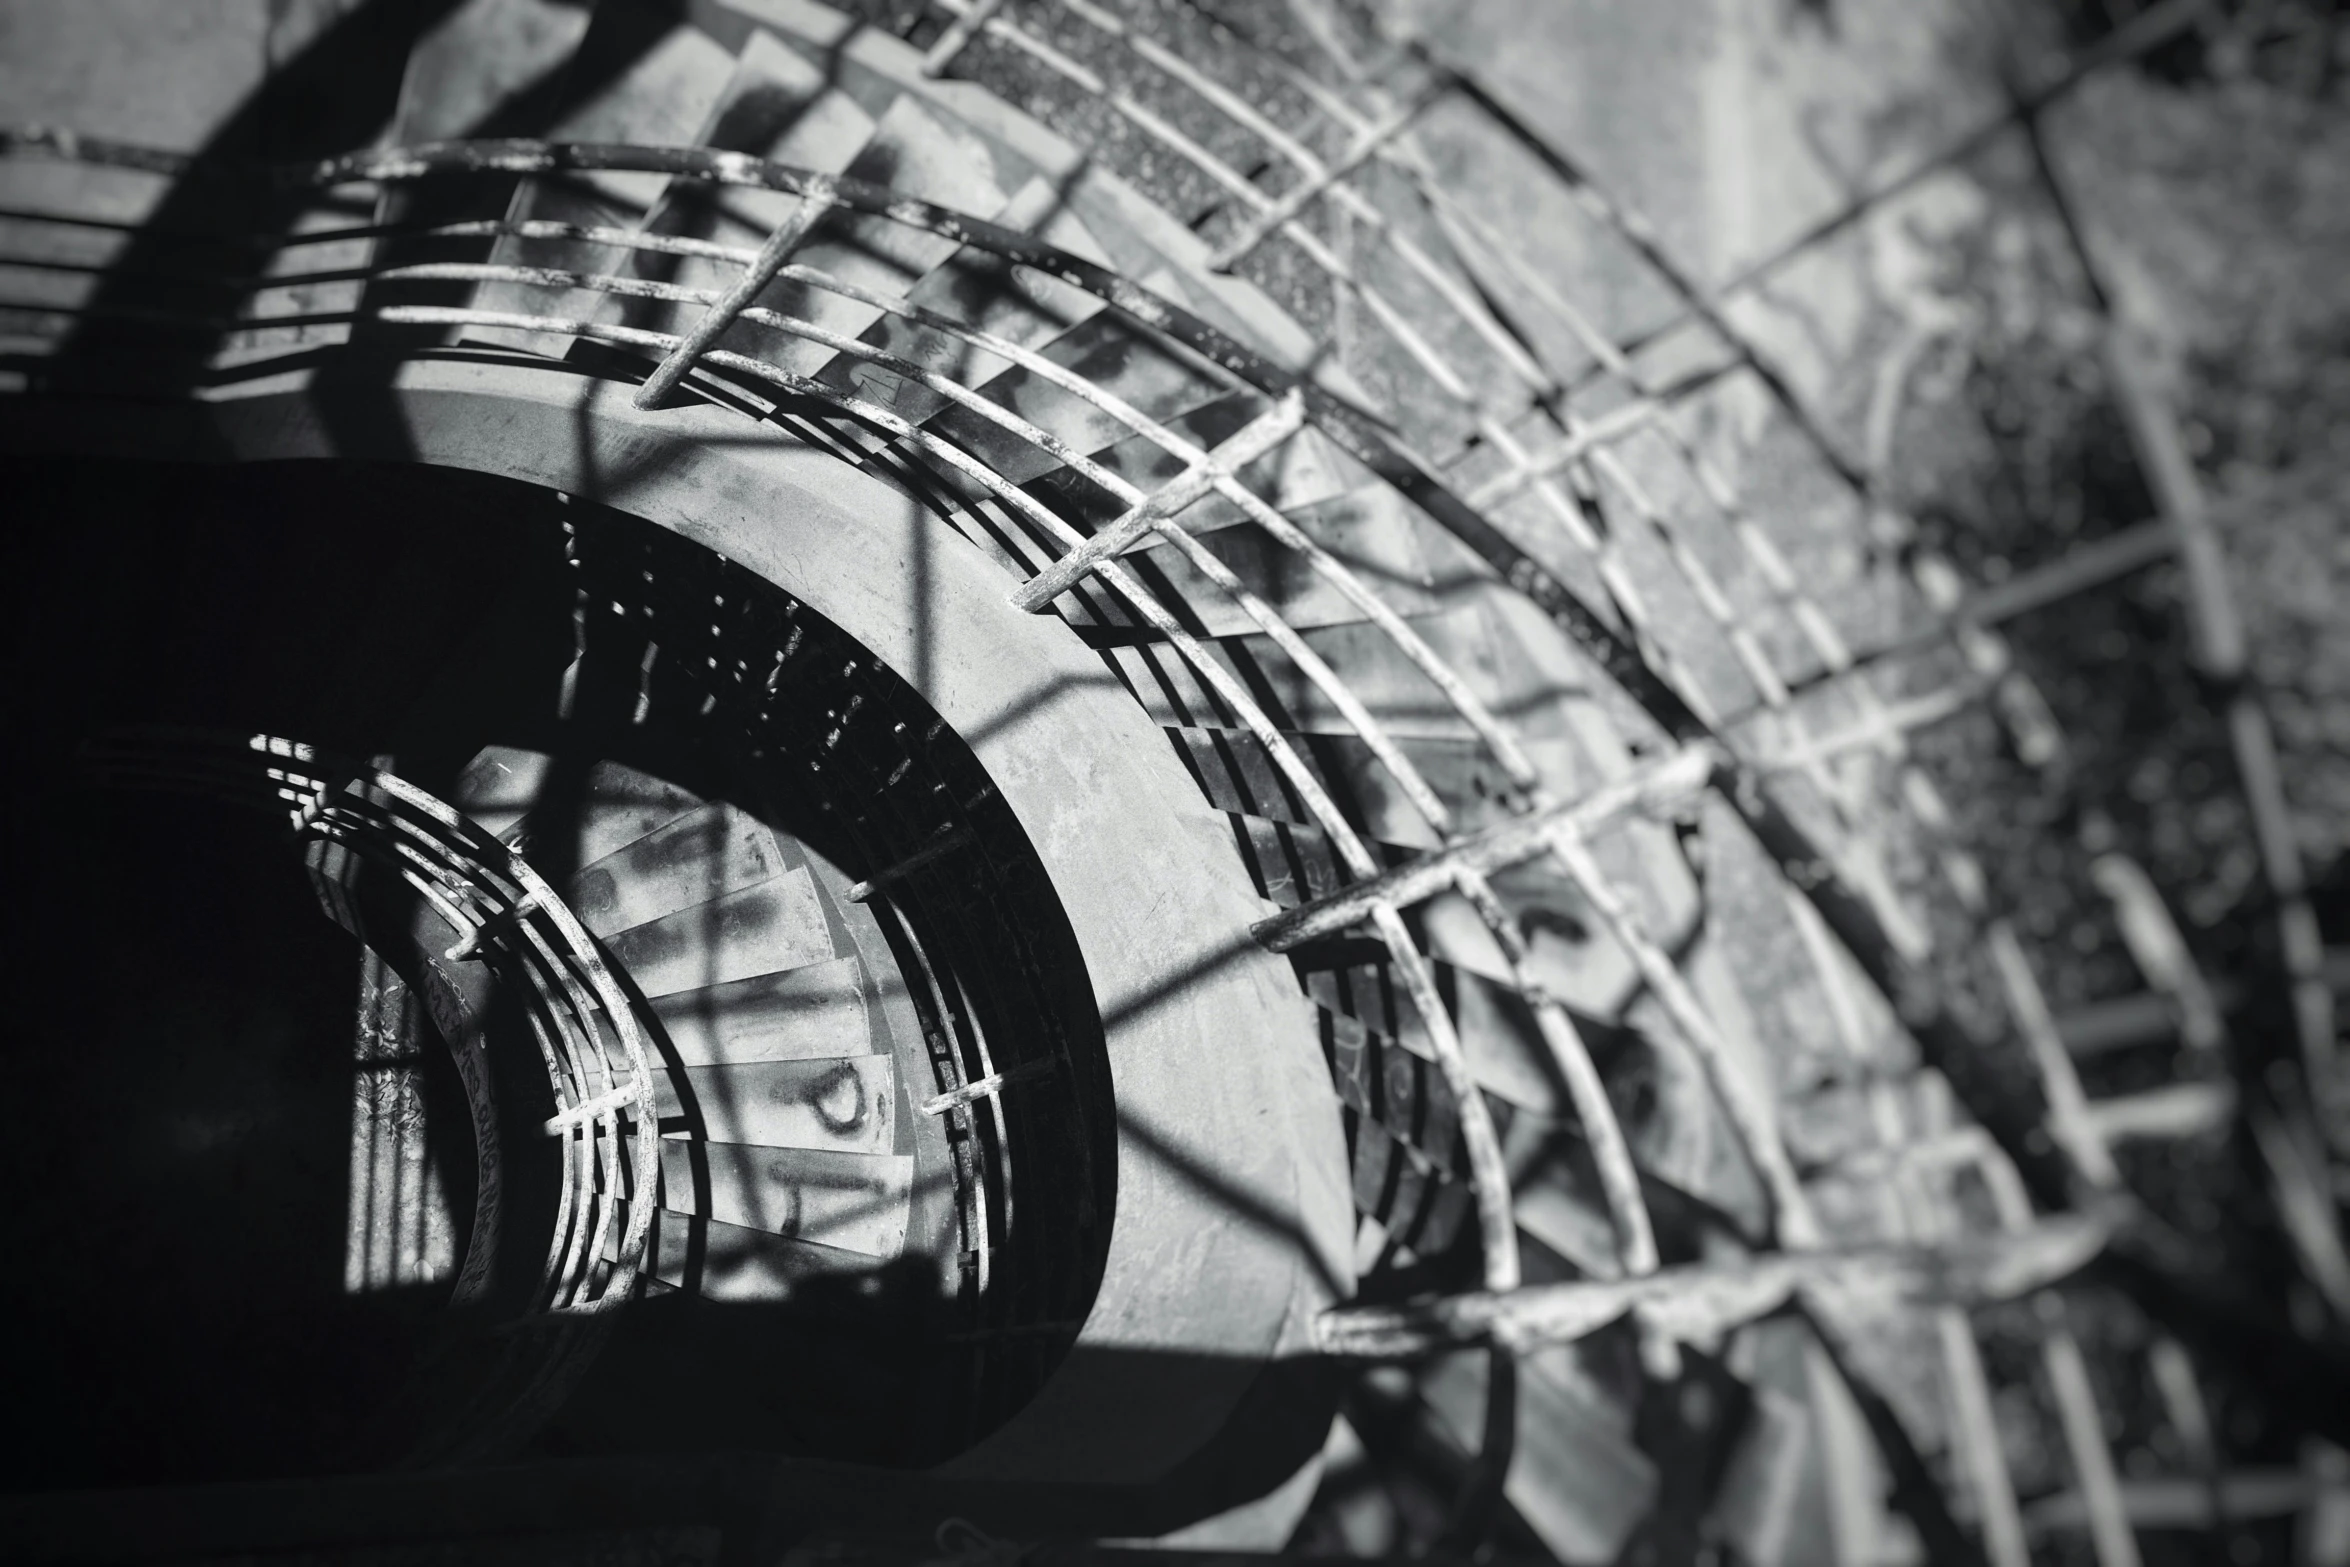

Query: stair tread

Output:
[451, 744, 556, 842]
[1514, 1176, 1624, 1282]
[612, 1203, 897, 1305]
[471, 0, 739, 354]
[647, 956, 882, 1066]
[1310, 957, 1616, 1119]
[915, 285, 1228, 492]
[602, 863, 837, 997]
[649, 1055, 896, 1156]
[570, 799, 787, 937]
[610, 1141, 913, 1257]
[712, 93, 1013, 381]
[457, 749, 712, 865]
[580, 763, 707, 866]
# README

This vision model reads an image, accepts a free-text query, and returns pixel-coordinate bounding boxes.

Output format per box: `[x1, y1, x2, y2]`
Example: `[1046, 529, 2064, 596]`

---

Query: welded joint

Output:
[921, 1057, 1056, 1117]
[445, 890, 540, 961]
[1008, 389, 1306, 612]
[634, 187, 839, 411]
[541, 1079, 645, 1136]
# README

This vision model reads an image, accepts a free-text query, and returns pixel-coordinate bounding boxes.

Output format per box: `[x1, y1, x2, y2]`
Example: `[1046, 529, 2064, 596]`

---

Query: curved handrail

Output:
[84, 729, 661, 1314]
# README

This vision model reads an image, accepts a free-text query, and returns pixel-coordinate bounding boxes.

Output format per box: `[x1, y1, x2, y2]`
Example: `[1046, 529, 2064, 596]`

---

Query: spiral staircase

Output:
[3, 0, 2344, 1562]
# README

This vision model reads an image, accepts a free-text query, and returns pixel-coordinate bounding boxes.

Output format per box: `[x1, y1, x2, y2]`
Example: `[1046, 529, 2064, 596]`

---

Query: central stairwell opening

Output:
[0, 453, 1118, 1483]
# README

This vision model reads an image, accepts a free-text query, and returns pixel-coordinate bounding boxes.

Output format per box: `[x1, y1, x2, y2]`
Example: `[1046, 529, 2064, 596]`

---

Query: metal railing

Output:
[83, 729, 662, 1320]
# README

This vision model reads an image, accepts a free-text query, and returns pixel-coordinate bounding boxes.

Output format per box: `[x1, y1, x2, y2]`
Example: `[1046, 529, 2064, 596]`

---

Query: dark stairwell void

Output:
[3, 784, 456, 1492]
[0, 455, 1115, 1488]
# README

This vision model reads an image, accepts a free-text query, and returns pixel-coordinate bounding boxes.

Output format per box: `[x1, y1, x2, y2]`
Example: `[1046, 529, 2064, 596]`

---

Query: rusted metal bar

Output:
[1941, 1306, 2033, 1567]
[1750, 683, 1984, 775]
[2026, 1468, 2349, 1537]
[2090, 854, 2227, 1055]
[920, 1057, 1055, 1116]
[922, 0, 1012, 76]
[1969, 1151, 2141, 1567]
[1253, 743, 1720, 952]
[846, 826, 974, 903]
[1449, 869, 1669, 1354]
[1008, 389, 1305, 611]
[2106, 336, 2338, 1092]
[1782, 521, 2179, 699]
[1461, 397, 1665, 511]
[2081, 1083, 2234, 1145]
[542, 1080, 643, 1134]
[2090, 851, 2350, 1325]
[633, 186, 837, 410]
[1316, 1210, 2113, 1357]
[2043, 1308, 2147, 1567]
[104, 731, 661, 1311]
[1988, 923, 2124, 1191]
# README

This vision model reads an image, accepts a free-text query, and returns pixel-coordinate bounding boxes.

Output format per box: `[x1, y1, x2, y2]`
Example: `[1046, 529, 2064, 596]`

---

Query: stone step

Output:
[645, 1054, 897, 1155]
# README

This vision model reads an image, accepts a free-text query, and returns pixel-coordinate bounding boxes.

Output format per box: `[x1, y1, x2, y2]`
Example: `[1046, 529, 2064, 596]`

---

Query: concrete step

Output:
[1417, 1343, 1658, 1567]
[386, 0, 596, 145]
[600, 864, 836, 998]
[915, 288, 1229, 493]
[451, 750, 704, 866]
[569, 800, 789, 938]
[646, 956, 883, 1066]
[647, 1054, 897, 1155]
[611, 1202, 895, 1306]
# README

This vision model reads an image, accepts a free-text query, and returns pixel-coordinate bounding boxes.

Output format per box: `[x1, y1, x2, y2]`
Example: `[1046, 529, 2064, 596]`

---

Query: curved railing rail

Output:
[81, 729, 662, 1320]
